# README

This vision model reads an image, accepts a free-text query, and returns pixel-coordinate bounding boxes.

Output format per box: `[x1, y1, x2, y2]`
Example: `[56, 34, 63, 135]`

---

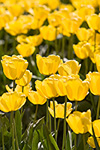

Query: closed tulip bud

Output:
[35, 77, 58, 99]
[86, 72, 100, 95]
[76, 28, 94, 42]
[73, 42, 92, 59]
[87, 136, 100, 148]
[94, 51, 100, 72]
[36, 54, 61, 75]
[40, 25, 60, 41]
[16, 43, 35, 57]
[48, 100, 72, 118]
[28, 90, 47, 105]
[0, 91, 26, 112]
[1, 55, 28, 80]
[58, 60, 81, 76]
[16, 70, 32, 86]
[67, 109, 92, 134]
[87, 14, 100, 32]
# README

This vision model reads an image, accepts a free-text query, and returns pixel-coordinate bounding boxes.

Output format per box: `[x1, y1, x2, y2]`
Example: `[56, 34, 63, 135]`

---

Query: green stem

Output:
[11, 111, 15, 150]
[49, 112, 51, 132]
[62, 96, 67, 150]
[55, 27, 58, 55]
[57, 119, 60, 138]
[14, 119, 19, 150]
[96, 96, 100, 119]
[52, 98, 57, 142]
[62, 36, 65, 59]
[75, 101, 78, 111]
[34, 105, 38, 123]
[2, 127, 4, 150]
[83, 134, 85, 150]
[68, 33, 74, 59]
[46, 100, 48, 127]
[75, 134, 77, 150]
[84, 58, 88, 75]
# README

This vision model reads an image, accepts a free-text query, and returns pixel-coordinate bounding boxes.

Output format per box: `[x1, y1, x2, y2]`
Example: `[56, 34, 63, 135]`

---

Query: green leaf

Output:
[15, 110, 22, 146]
[32, 130, 40, 150]
[92, 126, 100, 150]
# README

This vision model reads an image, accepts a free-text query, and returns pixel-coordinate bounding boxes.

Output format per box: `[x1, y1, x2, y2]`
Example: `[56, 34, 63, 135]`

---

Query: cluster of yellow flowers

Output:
[0, 0, 100, 149]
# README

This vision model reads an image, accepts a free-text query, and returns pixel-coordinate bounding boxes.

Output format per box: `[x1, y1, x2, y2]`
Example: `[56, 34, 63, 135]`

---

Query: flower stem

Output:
[55, 27, 58, 55]
[14, 119, 19, 150]
[49, 112, 51, 132]
[57, 119, 60, 138]
[62, 96, 67, 150]
[10, 111, 15, 150]
[96, 96, 100, 119]
[34, 105, 38, 123]
[52, 98, 57, 142]
[2, 127, 4, 150]
[83, 134, 85, 150]
[46, 100, 48, 127]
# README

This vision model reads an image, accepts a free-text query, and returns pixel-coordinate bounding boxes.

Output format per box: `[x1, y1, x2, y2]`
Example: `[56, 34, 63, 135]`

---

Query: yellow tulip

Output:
[28, 90, 47, 105]
[58, 60, 81, 76]
[92, 120, 100, 137]
[94, 51, 100, 73]
[59, 4, 74, 12]
[76, 28, 94, 42]
[6, 84, 32, 97]
[1, 55, 28, 80]
[66, 109, 91, 134]
[0, 91, 26, 112]
[48, 100, 72, 118]
[86, 72, 100, 95]
[6, 4, 24, 17]
[36, 54, 61, 75]
[87, 14, 100, 32]
[40, 25, 60, 41]
[35, 77, 58, 99]
[5, 19, 29, 36]
[16, 43, 35, 57]
[87, 136, 100, 148]
[16, 70, 32, 86]
[89, 32, 100, 46]
[73, 42, 92, 59]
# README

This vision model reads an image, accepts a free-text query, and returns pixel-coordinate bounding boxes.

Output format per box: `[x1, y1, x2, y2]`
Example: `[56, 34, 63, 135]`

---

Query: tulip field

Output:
[0, 0, 100, 149]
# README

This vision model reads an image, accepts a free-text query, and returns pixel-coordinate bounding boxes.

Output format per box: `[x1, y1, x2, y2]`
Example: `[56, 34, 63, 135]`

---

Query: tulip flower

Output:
[94, 51, 100, 73]
[48, 100, 72, 118]
[86, 72, 100, 95]
[87, 136, 100, 148]
[40, 25, 60, 41]
[0, 91, 26, 112]
[66, 109, 91, 134]
[16, 70, 32, 86]
[76, 28, 94, 42]
[87, 14, 100, 32]
[1, 55, 28, 80]
[28, 90, 47, 105]
[35, 77, 58, 99]
[73, 42, 93, 59]
[58, 60, 81, 76]
[16, 43, 35, 57]
[36, 54, 61, 75]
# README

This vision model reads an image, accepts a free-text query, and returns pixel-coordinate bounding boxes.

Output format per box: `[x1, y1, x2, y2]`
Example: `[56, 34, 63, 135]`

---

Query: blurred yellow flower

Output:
[87, 14, 100, 32]
[86, 72, 100, 95]
[87, 136, 100, 148]
[36, 54, 61, 75]
[73, 42, 92, 59]
[6, 4, 24, 17]
[1, 55, 28, 80]
[16, 43, 35, 57]
[40, 25, 60, 41]
[28, 90, 47, 105]
[58, 60, 81, 76]
[16, 70, 32, 86]
[0, 91, 26, 112]
[76, 28, 94, 42]
[67, 109, 91, 134]
[48, 100, 72, 118]
[35, 77, 58, 99]
[94, 51, 100, 73]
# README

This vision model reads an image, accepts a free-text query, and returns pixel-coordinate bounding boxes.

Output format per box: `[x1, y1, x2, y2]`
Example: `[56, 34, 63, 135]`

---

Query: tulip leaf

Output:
[32, 130, 40, 150]
[92, 125, 100, 150]
[15, 110, 22, 146]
